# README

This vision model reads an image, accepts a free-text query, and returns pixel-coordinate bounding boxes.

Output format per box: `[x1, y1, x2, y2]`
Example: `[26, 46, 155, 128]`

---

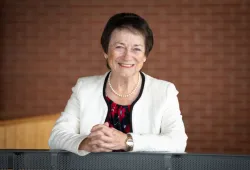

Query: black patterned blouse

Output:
[105, 96, 132, 134]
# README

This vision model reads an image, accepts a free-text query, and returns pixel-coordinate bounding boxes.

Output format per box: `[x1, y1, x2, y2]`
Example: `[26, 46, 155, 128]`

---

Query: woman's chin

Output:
[115, 70, 139, 78]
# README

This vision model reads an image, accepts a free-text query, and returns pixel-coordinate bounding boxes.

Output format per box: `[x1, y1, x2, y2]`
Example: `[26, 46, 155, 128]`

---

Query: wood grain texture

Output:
[0, 113, 60, 149]
[0, 126, 5, 148]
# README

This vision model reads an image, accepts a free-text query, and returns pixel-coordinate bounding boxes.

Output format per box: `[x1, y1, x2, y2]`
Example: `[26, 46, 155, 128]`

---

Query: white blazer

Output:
[48, 72, 188, 156]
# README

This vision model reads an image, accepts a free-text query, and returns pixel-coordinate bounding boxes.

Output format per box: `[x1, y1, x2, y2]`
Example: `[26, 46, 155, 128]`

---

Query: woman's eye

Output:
[116, 46, 123, 49]
[134, 48, 141, 51]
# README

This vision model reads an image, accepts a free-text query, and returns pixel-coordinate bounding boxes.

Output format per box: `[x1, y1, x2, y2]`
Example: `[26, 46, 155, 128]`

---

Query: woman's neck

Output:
[109, 72, 140, 95]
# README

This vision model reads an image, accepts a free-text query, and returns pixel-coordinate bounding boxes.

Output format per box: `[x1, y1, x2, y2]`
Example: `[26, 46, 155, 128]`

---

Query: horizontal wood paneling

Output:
[0, 113, 60, 149]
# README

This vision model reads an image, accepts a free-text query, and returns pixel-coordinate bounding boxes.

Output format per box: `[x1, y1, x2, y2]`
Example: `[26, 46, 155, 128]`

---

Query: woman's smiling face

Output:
[105, 28, 146, 77]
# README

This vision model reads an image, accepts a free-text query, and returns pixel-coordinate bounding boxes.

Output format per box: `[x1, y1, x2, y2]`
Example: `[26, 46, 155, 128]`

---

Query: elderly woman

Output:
[48, 13, 188, 156]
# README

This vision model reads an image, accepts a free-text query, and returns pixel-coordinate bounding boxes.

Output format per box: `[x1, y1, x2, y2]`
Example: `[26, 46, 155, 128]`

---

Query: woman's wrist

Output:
[78, 138, 88, 150]
[124, 133, 134, 151]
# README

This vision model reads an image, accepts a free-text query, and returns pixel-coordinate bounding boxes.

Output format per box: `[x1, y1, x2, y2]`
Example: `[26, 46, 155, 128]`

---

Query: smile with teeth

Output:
[118, 63, 135, 68]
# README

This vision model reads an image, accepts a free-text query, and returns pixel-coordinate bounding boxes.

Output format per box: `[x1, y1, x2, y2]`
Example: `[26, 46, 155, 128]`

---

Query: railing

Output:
[0, 149, 250, 170]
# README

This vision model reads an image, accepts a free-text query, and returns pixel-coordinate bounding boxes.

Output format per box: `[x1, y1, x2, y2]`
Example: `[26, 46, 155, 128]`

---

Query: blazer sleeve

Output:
[48, 79, 90, 156]
[130, 83, 188, 152]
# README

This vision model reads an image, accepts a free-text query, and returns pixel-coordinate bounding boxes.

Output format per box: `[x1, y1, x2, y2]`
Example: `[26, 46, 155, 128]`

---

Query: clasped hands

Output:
[79, 122, 127, 152]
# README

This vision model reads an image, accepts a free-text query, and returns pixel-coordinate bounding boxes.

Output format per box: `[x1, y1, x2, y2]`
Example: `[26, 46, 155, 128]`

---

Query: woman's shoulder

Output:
[72, 72, 108, 92]
[76, 72, 108, 85]
[143, 72, 178, 94]
[143, 72, 174, 87]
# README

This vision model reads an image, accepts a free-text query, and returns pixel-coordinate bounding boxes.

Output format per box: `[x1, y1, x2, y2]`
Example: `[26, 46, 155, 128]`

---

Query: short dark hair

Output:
[101, 13, 154, 57]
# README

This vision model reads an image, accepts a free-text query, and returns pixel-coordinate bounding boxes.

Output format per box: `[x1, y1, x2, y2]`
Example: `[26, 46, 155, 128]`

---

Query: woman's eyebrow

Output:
[113, 42, 125, 46]
[134, 44, 143, 47]
[111, 42, 144, 47]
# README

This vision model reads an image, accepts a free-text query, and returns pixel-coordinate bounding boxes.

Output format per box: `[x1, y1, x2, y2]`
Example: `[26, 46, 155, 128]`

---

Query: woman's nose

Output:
[123, 49, 133, 59]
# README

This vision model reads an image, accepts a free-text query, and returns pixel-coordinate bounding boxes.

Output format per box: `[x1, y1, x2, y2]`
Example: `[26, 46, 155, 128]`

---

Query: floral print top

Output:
[105, 96, 132, 134]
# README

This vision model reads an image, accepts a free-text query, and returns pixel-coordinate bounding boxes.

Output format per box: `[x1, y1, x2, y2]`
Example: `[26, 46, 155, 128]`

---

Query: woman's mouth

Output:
[118, 63, 135, 68]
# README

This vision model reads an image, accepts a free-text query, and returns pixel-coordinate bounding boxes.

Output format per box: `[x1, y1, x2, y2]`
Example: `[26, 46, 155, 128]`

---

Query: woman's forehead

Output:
[109, 29, 145, 45]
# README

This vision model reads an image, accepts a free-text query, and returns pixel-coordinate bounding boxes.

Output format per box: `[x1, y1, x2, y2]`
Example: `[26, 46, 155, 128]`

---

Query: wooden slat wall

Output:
[0, 113, 60, 149]
[0, 126, 4, 148]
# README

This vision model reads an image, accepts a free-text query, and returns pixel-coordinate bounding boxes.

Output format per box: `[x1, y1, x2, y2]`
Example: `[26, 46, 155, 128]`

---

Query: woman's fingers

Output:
[91, 144, 112, 152]
[89, 133, 113, 143]
[83, 123, 126, 152]
[90, 124, 113, 137]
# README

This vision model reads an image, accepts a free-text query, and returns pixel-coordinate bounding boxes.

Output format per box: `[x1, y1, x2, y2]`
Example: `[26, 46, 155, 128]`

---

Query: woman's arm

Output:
[48, 80, 89, 156]
[130, 83, 188, 152]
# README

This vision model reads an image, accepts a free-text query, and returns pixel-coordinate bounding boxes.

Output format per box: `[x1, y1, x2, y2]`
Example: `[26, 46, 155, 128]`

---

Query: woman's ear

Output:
[104, 53, 108, 59]
[143, 57, 146, 62]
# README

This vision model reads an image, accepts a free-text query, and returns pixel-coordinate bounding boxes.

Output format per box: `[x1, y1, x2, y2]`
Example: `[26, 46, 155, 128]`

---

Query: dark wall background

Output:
[0, 0, 250, 154]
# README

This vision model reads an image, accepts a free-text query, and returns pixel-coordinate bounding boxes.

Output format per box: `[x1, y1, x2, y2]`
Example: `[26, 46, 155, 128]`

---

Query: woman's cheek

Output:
[136, 62, 144, 71]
